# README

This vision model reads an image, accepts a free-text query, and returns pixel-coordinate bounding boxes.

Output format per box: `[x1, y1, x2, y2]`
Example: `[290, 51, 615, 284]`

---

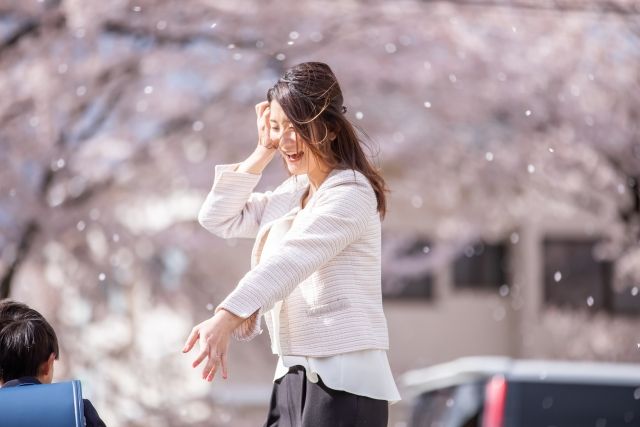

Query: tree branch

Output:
[423, 0, 640, 16]
[0, 221, 38, 298]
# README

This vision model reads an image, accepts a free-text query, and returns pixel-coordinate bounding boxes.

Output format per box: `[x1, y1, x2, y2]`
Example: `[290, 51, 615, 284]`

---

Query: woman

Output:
[183, 62, 400, 426]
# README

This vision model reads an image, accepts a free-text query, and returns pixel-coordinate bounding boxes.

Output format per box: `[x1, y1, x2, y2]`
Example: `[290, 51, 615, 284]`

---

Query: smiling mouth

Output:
[283, 151, 304, 162]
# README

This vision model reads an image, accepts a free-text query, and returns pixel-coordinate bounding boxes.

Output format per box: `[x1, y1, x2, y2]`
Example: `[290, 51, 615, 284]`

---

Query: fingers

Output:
[258, 113, 275, 150]
[255, 101, 269, 117]
[182, 318, 230, 382]
[196, 351, 226, 382]
[259, 105, 270, 126]
[263, 107, 271, 133]
[206, 361, 218, 382]
[192, 348, 208, 369]
[260, 108, 275, 149]
[221, 353, 228, 379]
[182, 327, 199, 353]
[201, 353, 216, 380]
[202, 353, 223, 382]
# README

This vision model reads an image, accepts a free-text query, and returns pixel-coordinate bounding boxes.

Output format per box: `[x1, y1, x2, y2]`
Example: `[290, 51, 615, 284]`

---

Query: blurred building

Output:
[383, 191, 639, 373]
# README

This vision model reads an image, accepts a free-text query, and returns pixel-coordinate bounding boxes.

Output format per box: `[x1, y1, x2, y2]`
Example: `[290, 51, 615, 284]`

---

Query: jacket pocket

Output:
[307, 298, 351, 317]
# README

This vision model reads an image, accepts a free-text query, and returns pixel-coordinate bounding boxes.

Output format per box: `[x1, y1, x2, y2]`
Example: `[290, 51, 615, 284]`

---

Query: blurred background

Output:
[1, 0, 640, 425]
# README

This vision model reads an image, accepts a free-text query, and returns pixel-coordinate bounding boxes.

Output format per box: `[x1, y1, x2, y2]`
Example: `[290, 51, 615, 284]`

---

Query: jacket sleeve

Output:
[197, 164, 271, 239]
[82, 399, 107, 427]
[215, 174, 376, 341]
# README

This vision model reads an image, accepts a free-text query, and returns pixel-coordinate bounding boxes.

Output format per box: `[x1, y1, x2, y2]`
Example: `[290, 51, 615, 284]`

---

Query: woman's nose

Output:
[280, 129, 297, 145]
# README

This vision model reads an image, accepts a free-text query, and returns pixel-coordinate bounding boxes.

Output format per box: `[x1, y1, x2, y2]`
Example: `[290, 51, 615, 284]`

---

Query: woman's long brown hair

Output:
[267, 62, 388, 218]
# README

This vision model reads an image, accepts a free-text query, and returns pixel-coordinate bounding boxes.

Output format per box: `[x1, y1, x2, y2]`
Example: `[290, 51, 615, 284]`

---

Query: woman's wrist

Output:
[236, 147, 275, 174]
[216, 308, 245, 330]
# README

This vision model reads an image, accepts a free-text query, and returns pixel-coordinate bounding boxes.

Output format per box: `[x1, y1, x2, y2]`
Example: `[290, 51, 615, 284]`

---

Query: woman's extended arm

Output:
[185, 176, 376, 382]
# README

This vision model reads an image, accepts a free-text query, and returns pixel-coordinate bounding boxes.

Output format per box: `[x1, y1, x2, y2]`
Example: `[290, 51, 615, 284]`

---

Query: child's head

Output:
[0, 299, 59, 385]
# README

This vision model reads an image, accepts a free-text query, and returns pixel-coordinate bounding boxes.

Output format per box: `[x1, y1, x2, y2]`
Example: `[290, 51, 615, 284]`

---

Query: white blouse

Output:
[260, 207, 401, 404]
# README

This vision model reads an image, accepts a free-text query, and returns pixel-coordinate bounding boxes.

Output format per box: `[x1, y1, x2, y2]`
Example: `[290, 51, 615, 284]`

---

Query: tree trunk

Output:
[0, 221, 39, 299]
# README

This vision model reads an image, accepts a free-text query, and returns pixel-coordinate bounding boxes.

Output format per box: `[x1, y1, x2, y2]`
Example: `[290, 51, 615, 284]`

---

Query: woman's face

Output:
[269, 100, 326, 177]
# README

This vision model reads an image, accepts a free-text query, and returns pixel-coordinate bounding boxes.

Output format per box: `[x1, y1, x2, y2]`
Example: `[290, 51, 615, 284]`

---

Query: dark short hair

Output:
[0, 299, 41, 322]
[0, 300, 59, 382]
[0, 299, 46, 340]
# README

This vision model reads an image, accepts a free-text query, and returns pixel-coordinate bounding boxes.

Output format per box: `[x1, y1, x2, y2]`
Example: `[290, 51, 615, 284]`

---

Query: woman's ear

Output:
[328, 122, 341, 141]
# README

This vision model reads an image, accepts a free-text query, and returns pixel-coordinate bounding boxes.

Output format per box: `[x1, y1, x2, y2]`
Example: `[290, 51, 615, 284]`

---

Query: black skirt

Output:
[262, 365, 389, 427]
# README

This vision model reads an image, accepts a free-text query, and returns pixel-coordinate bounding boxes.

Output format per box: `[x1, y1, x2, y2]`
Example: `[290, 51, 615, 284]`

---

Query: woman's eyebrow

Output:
[270, 118, 290, 125]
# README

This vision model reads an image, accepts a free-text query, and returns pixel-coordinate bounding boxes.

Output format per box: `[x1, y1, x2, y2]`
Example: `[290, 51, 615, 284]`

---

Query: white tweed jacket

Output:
[198, 163, 390, 357]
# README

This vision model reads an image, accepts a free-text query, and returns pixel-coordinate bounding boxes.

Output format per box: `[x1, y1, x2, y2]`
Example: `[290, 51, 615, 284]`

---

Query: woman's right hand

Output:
[236, 102, 278, 174]
[256, 101, 278, 152]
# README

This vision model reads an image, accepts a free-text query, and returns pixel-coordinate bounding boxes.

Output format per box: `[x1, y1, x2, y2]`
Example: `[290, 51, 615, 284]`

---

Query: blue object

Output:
[0, 380, 84, 427]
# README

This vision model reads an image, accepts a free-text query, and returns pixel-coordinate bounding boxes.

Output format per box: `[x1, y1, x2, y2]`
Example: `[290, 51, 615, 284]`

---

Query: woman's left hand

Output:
[182, 309, 243, 382]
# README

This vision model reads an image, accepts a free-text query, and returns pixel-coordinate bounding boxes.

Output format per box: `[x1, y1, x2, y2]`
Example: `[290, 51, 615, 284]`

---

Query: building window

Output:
[543, 239, 613, 311]
[453, 241, 507, 290]
[612, 279, 640, 315]
[382, 236, 433, 299]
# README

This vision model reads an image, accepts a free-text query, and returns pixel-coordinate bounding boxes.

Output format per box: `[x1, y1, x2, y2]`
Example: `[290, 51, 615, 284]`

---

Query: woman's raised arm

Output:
[197, 102, 279, 239]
